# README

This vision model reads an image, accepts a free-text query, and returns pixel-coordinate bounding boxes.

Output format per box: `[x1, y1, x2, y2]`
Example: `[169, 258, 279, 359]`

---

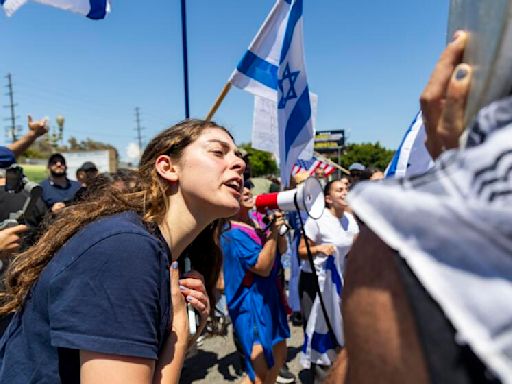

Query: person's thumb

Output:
[170, 261, 186, 313]
[170, 261, 180, 293]
[439, 63, 472, 150]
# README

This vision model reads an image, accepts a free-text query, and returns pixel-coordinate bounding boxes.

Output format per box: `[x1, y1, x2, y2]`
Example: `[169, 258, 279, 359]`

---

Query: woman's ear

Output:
[155, 155, 179, 182]
[325, 194, 333, 207]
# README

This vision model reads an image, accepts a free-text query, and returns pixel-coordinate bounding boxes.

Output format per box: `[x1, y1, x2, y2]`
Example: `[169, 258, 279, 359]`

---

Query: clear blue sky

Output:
[0, 1, 449, 162]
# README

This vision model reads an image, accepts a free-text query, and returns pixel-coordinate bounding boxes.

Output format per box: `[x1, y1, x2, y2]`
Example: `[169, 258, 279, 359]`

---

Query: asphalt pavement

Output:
[179, 321, 311, 383]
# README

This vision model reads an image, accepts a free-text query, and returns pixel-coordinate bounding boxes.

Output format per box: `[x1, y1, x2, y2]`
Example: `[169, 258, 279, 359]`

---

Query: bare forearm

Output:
[298, 245, 315, 259]
[298, 240, 321, 259]
[7, 131, 39, 157]
[153, 329, 188, 384]
[277, 234, 287, 255]
[251, 237, 278, 277]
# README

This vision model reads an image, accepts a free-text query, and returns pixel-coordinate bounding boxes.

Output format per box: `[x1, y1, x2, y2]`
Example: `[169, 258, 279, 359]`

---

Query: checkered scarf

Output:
[348, 96, 512, 383]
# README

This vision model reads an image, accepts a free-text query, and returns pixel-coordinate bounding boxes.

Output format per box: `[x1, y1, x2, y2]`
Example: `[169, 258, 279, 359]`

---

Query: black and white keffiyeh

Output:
[348, 96, 512, 383]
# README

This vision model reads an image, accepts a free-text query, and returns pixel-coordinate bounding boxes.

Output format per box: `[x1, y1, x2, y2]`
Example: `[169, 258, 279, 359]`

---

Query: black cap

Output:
[48, 153, 66, 166]
[79, 161, 98, 172]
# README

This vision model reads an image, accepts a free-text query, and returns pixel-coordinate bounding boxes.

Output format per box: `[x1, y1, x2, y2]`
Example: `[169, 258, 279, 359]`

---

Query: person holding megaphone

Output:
[220, 185, 291, 384]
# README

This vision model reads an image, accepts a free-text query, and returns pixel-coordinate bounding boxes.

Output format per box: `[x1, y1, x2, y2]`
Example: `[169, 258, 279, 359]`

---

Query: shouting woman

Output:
[0, 119, 245, 383]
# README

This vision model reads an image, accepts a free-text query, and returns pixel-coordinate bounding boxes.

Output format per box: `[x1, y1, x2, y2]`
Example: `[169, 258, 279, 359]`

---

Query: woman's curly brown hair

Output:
[0, 119, 231, 315]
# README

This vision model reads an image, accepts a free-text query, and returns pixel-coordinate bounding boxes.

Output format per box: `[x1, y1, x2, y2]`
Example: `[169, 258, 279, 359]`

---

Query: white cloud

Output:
[126, 142, 141, 160]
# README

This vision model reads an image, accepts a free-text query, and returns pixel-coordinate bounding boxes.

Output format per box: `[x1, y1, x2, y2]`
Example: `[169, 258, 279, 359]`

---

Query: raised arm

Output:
[7, 116, 48, 158]
[250, 211, 286, 277]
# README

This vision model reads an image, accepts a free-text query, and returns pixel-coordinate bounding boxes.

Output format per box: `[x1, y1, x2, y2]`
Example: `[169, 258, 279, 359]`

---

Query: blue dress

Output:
[221, 223, 290, 381]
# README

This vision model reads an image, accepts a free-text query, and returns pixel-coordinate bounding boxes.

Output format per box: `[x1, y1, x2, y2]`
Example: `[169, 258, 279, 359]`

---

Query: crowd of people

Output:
[0, 25, 510, 384]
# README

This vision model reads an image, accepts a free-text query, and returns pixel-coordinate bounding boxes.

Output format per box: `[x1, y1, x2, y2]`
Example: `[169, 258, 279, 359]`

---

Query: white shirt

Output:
[301, 209, 359, 274]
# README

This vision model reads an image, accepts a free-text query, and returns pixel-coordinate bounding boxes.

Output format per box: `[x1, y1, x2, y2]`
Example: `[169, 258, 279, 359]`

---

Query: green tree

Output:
[339, 142, 395, 170]
[21, 136, 119, 163]
[67, 136, 82, 151]
[72, 137, 120, 162]
[240, 144, 278, 177]
[21, 135, 52, 159]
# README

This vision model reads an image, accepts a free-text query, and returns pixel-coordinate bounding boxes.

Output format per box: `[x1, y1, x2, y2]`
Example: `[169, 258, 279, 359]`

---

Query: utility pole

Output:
[180, 0, 190, 118]
[4, 73, 19, 143]
[134, 107, 144, 154]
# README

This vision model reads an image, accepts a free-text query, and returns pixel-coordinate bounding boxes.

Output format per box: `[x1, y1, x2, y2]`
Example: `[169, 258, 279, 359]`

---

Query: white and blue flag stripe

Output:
[1, 0, 110, 19]
[385, 112, 433, 178]
[277, 0, 314, 187]
[230, 0, 292, 101]
[300, 255, 344, 368]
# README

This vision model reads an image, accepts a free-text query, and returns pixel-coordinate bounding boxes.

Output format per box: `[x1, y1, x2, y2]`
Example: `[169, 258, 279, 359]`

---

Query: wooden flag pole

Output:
[205, 82, 232, 121]
[314, 152, 350, 174]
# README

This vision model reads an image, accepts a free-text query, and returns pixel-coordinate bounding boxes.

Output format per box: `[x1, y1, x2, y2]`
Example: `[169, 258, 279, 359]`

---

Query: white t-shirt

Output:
[301, 210, 359, 274]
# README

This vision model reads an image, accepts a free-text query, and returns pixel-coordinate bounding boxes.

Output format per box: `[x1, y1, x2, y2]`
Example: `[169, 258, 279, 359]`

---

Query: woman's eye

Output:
[212, 150, 224, 157]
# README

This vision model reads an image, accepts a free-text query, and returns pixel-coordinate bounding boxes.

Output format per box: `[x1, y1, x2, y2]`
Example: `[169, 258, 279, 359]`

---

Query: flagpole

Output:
[314, 152, 350, 174]
[180, 0, 190, 119]
[205, 82, 232, 121]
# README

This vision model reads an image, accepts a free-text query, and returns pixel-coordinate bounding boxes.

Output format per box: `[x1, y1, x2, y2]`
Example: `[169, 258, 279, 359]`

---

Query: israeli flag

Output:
[230, 0, 291, 101]
[300, 255, 343, 368]
[1, 0, 111, 19]
[385, 112, 434, 178]
[277, 0, 313, 187]
[230, 0, 313, 187]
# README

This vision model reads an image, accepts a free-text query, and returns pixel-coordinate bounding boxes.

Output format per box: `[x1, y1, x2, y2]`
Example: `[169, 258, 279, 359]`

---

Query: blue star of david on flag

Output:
[278, 63, 300, 109]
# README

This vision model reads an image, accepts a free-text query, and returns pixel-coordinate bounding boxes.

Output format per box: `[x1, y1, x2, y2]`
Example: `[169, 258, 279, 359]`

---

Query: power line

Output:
[14, 79, 174, 127]
[14, 87, 171, 134]
[4, 73, 20, 142]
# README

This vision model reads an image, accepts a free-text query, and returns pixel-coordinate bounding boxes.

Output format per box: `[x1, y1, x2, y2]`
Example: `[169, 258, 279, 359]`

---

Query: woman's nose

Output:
[231, 154, 246, 174]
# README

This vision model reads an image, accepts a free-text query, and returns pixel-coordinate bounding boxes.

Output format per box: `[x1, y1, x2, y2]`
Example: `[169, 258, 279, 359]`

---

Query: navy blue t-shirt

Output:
[39, 178, 81, 207]
[0, 211, 171, 383]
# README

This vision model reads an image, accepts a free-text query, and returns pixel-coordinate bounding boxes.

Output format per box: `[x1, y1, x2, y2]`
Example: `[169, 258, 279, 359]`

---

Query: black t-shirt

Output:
[0, 211, 171, 383]
[0, 188, 47, 226]
[0, 188, 48, 275]
[393, 253, 500, 384]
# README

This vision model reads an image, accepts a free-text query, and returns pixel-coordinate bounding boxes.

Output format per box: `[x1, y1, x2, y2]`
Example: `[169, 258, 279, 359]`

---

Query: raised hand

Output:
[27, 115, 49, 138]
[315, 243, 336, 256]
[420, 31, 472, 159]
[178, 269, 210, 338]
[0, 225, 28, 256]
